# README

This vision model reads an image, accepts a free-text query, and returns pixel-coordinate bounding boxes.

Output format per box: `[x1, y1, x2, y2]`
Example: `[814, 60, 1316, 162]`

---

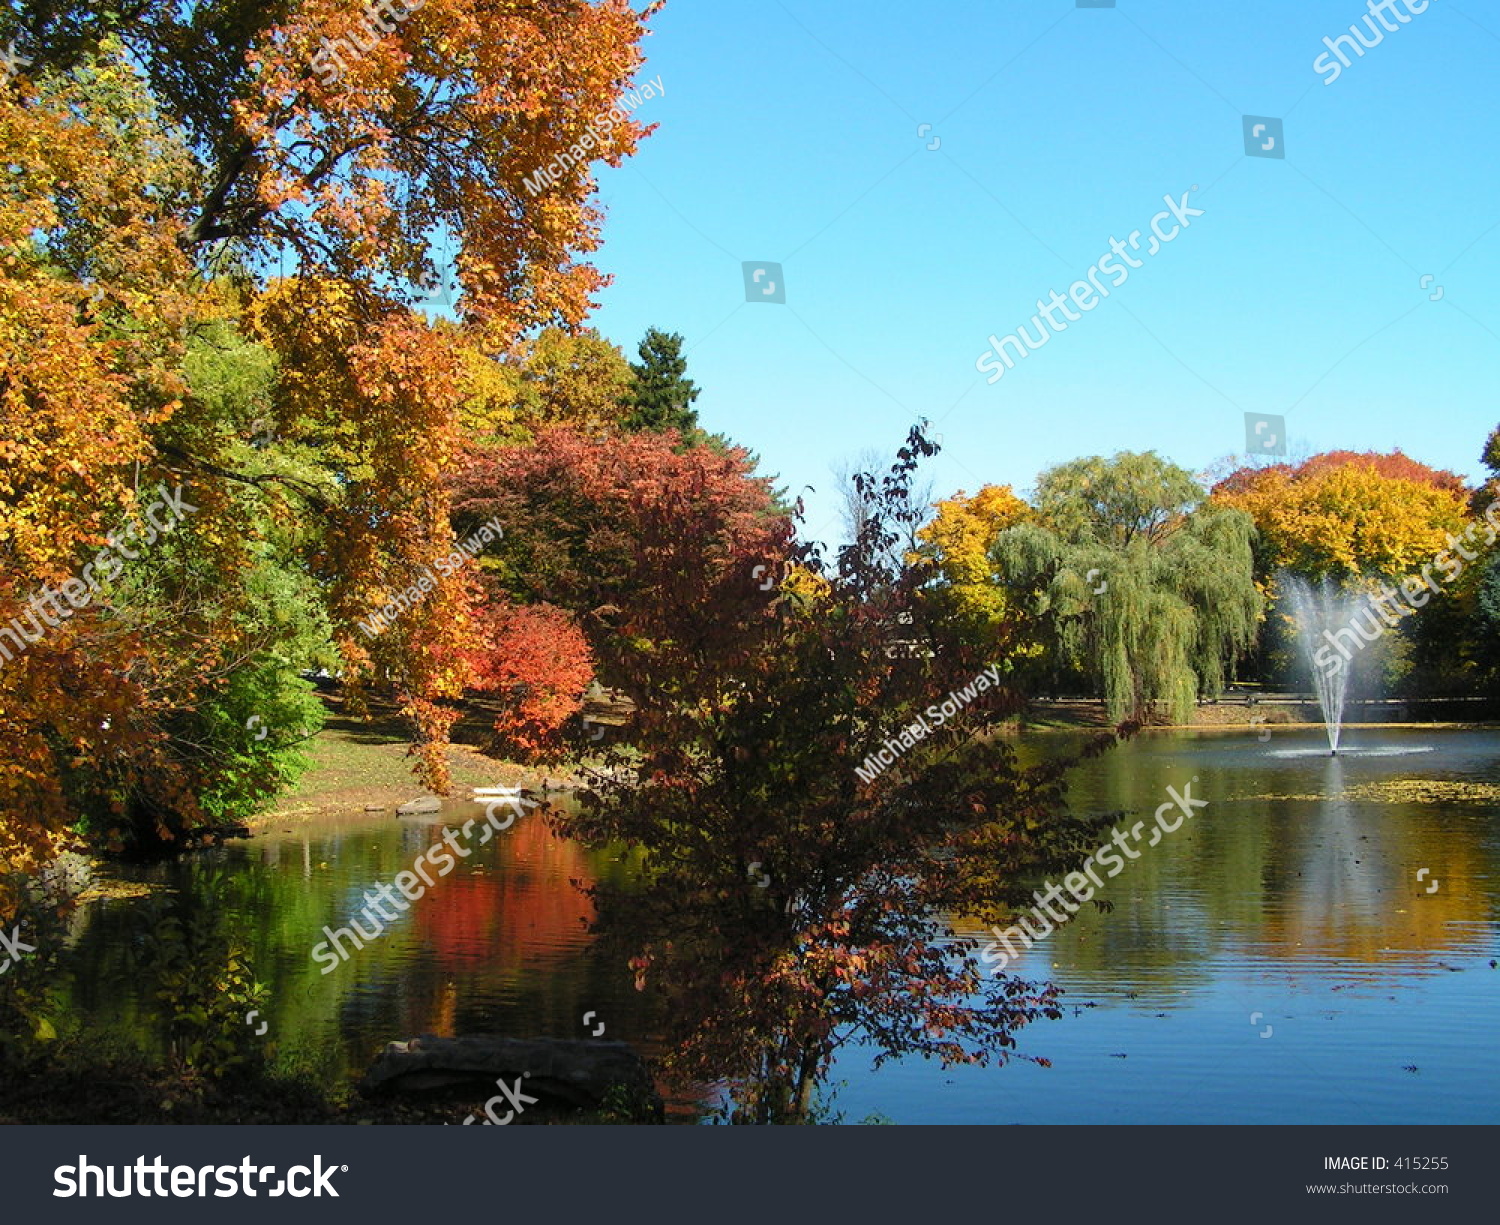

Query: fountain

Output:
[1282, 576, 1363, 755]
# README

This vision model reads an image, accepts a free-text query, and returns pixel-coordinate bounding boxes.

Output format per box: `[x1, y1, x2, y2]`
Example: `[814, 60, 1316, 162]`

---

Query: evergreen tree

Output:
[622, 327, 700, 434]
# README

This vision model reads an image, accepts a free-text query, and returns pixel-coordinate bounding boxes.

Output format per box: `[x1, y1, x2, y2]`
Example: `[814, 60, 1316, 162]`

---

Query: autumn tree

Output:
[11, 0, 656, 328]
[1212, 450, 1478, 693]
[1211, 452, 1469, 582]
[464, 599, 595, 764]
[507, 327, 636, 435]
[1316, 451, 1465, 496]
[552, 426, 1121, 1121]
[449, 426, 792, 725]
[916, 484, 1036, 657]
[1396, 429, 1500, 694]
[1, 44, 217, 894]
[1, 0, 659, 911]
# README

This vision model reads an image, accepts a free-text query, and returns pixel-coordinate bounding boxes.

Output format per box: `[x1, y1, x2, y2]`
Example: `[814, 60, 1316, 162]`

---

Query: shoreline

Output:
[255, 715, 1498, 832]
[1139, 720, 1498, 733]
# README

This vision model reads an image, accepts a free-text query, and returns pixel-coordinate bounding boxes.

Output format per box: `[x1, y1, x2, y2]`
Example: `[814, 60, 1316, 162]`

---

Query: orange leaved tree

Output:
[0, 2, 658, 911]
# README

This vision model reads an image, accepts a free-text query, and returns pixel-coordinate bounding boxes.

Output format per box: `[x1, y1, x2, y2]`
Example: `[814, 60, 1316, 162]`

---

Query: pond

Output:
[56, 727, 1500, 1123]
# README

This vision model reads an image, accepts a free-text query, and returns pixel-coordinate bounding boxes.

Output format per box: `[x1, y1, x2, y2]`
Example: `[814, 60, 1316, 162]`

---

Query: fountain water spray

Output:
[1282, 576, 1361, 755]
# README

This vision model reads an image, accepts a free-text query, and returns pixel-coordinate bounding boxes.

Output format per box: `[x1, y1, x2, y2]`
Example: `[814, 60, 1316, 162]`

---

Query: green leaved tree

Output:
[621, 327, 700, 434]
[992, 452, 1262, 723]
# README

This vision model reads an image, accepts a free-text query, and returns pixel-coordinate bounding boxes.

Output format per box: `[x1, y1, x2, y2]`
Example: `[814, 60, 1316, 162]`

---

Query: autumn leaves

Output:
[356, 516, 503, 641]
[310, 0, 428, 87]
[0, 0, 660, 912]
[0, 486, 197, 669]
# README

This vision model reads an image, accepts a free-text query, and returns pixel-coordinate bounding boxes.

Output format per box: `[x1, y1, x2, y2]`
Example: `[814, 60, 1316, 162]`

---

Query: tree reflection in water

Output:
[553, 427, 1126, 1122]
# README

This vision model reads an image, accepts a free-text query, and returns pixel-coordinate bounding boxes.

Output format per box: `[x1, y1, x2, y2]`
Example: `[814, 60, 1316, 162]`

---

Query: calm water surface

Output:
[64, 727, 1500, 1123]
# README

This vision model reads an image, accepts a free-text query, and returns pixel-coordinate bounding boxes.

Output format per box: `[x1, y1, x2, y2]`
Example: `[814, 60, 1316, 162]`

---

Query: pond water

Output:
[58, 727, 1500, 1123]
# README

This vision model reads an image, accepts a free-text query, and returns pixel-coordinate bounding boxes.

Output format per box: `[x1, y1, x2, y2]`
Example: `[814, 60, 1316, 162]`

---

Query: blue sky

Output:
[579, 0, 1498, 541]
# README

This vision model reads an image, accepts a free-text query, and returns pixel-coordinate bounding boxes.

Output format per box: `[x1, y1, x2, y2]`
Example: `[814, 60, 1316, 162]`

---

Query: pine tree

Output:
[621, 327, 700, 434]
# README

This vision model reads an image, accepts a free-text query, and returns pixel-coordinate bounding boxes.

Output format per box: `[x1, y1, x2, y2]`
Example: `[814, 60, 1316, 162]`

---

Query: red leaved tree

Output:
[450, 426, 794, 728]
[465, 599, 595, 763]
[532, 425, 1123, 1121]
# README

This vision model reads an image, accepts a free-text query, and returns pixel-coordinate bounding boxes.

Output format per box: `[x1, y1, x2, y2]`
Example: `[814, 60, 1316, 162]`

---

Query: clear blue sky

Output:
[579, 0, 1498, 540]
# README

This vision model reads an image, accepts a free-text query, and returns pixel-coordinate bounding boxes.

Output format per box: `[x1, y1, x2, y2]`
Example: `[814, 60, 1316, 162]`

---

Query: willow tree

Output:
[992, 452, 1262, 723]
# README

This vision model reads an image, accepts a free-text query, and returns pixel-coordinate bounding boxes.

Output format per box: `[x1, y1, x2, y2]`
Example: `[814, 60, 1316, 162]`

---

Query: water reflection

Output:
[52, 728, 1500, 1123]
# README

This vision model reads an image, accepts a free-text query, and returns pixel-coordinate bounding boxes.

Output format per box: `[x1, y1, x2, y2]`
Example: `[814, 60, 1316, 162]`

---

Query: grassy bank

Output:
[254, 689, 620, 829]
